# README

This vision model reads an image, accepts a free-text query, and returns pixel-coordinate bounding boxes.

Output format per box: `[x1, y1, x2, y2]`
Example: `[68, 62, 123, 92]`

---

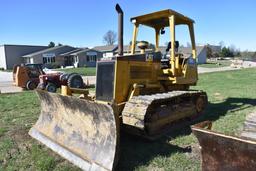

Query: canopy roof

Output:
[130, 9, 194, 28]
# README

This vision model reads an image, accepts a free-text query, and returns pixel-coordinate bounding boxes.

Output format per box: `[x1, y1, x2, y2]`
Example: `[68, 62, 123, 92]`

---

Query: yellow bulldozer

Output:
[29, 4, 207, 171]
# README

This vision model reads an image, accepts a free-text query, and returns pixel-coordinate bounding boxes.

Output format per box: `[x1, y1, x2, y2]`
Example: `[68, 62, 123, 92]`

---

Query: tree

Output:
[220, 47, 234, 57]
[236, 51, 241, 57]
[252, 52, 256, 59]
[103, 30, 117, 45]
[48, 41, 55, 48]
[57, 43, 63, 46]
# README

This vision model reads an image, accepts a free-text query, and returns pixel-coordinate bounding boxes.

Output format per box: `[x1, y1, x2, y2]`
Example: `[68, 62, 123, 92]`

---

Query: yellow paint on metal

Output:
[131, 24, 139, 55]
[30, 90, 118, 171]
[61, 85, 72, 96]
[130, 9, 194, 28]
[30, 5, 202, 171]
[169, 15, 176, 76]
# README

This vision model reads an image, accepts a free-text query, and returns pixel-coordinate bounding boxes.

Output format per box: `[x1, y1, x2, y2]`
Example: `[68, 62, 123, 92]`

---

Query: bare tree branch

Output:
[103, 30, 117, 45]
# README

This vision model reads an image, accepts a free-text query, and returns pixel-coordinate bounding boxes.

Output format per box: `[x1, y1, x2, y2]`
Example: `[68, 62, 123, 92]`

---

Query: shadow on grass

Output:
[200, 97, 256, 122]
[116, 97, 256, 171]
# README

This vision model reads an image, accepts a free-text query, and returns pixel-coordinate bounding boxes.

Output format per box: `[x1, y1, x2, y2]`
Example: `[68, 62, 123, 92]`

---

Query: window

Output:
[87, 55, 97, 62]
[25, 57, 34, 64]
[86, 52, 97, 62]
[42, 53, 56, 64]
[43, 57, 55, 64]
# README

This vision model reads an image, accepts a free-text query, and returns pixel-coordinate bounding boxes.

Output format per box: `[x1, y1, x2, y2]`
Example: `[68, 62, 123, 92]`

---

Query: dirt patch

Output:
[9, 128, 30, 141]
[0, 128, 31, 165]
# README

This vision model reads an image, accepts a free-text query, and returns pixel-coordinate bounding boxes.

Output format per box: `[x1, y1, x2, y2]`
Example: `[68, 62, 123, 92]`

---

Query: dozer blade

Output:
[29, 90, 118, 171]
[192, 121, 256, 171]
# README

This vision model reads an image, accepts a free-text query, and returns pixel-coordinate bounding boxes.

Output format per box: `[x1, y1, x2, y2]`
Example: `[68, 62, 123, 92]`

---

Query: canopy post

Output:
[169, 15, 176, 76]
[131, 24, 139, 54]
[155, 28, 160, 52]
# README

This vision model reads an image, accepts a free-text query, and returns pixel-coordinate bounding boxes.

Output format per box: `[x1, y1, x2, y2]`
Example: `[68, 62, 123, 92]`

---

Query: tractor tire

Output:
[67, 73, 78, 79]
[60, 73, 69, 82]
[60, 73, 78, 82]
[67, 74, 84, 88]
[46, 83, 57, 93]
[26, 80, 37, 90]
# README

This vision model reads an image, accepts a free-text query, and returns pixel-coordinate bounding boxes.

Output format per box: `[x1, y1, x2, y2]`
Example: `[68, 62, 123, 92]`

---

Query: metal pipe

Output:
[115, 4, 123, 56]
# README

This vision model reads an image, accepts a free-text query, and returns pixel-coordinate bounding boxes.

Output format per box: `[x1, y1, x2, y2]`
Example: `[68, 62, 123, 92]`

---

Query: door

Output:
[64, 56, 73, 66]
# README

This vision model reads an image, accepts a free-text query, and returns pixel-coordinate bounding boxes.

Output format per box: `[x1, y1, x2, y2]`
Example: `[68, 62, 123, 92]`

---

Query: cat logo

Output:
[146, 53, 154, 62]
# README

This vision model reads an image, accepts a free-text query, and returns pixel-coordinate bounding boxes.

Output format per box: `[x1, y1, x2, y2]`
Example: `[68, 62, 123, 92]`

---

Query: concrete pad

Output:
[0, 71, 13, 82]
[0, 71, 23, 94]
[0, 81, 23, 93]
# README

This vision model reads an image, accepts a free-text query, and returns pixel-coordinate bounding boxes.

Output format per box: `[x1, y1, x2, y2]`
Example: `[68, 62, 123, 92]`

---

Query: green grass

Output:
[0, 69, 12, 72]
[0, 92, 80, 171]
[56, 67, 96, 76]
[1, 68, 256, 170]
[199, 60, 231, 68]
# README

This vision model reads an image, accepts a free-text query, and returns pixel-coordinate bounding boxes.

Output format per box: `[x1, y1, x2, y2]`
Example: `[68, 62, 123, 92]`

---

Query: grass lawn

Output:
[0, 69, 12, 72]
[199, 60, 231, 68]
[56, 67, 96, 76]
[1, 68, 256, 171]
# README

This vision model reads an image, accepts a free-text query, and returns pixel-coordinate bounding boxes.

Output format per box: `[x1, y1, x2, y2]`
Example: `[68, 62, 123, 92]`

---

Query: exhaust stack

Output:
[115, 4, 123, 56]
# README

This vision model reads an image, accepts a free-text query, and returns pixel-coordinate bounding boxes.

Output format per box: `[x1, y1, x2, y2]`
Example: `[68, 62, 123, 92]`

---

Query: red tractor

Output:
[13, 63, 84, 92]
[37, 73, 84, 92]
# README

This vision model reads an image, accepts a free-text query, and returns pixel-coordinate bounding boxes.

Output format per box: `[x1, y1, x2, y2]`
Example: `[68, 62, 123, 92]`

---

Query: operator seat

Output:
[166, 41, 179, 53]
[161, 41, 180, 69]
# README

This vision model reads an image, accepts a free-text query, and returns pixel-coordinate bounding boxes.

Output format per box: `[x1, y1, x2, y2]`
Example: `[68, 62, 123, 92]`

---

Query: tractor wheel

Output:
[26, 80, 37, 90]
[46, 83, 57, 93]
[60, 73, 69, 82]
[67, 74, 84, 88]
[67, 73, 78, 79]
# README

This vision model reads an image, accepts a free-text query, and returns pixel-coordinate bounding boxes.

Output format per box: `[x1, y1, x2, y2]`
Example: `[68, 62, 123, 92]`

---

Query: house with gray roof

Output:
[0, 44, 103, 69]
[22, 45, 76, 67]
[93, 45, 140, 58]
[159, 45, 207, 64]
[0, 44, 48, 69]
[93, 45, 118, 58]
[60, 48, 102, 67]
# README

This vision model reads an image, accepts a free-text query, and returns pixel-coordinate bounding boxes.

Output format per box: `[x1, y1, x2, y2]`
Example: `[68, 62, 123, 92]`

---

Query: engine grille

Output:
[96, 60, 115, 101]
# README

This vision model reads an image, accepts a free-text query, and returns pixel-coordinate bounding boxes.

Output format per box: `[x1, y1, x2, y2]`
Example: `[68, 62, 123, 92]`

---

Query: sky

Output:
[0, 0, 256, 51]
